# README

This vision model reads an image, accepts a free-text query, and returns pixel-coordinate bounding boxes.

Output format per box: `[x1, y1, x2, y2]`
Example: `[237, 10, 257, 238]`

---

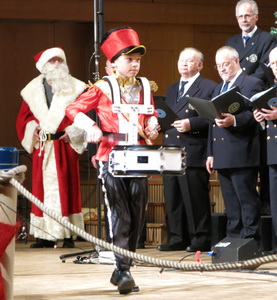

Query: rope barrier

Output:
[3, 165, 277, 272]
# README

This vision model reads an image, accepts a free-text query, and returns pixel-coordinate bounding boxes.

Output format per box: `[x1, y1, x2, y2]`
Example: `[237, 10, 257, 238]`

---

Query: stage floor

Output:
[13, 241, 277, 299]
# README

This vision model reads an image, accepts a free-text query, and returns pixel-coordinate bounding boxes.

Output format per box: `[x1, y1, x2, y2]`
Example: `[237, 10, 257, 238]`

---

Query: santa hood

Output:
[20, 74, 86, 133]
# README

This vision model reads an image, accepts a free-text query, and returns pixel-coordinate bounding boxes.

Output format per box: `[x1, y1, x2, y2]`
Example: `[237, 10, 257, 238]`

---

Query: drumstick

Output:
[102, 132, 127, 142]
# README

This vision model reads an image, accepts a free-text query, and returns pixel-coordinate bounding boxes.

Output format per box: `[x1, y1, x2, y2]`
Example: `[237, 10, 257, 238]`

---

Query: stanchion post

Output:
[0, 184, 18, 300]
[0, 146, 19, 300]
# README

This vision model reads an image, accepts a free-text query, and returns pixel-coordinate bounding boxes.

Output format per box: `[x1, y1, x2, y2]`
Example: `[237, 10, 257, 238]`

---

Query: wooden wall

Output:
[1, 0, 276, 168]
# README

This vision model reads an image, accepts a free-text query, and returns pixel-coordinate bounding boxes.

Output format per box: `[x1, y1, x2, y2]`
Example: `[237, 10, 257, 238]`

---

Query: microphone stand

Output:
[94, 0, 104, 243]
[60, 0, 104, 262]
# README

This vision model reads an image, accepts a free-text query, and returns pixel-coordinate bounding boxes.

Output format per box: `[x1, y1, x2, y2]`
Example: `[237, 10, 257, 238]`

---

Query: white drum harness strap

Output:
[102, 76, 154, 145]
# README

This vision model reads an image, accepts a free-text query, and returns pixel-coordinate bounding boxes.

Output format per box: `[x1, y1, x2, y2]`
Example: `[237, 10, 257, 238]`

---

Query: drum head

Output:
[163, 144, 183, 150]
[112, 145, 162, 151]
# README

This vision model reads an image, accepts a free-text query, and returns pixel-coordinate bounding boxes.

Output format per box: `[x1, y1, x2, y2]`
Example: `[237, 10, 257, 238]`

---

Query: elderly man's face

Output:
[236, 2, 258, 35]
[269, 48, 277, 80]
[215, 52, 239, 82]
[177, 49, 203, 79]
[48, 56, 64, 65]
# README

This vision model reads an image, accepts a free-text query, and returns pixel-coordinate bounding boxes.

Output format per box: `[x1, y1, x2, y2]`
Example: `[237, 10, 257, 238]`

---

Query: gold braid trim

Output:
[86, 80, 95, 90]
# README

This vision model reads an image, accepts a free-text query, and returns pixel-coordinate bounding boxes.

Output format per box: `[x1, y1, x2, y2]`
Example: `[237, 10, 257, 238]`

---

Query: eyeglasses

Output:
[178, 59, 195, 64]
[214, 62, 231, 71]
[237, 14, 256, 21]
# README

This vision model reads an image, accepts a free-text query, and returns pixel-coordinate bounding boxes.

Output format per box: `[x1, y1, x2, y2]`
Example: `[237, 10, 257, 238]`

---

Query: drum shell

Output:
[108, 145, 186, 176]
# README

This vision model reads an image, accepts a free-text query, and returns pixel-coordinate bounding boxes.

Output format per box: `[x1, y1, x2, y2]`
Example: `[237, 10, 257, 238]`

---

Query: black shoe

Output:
[156, 242, 187, 251]
[30, 238, 56, 248]
[110, 269, 139, 294]
[62, 237, 75, 248]
[185, 245, 210, 252]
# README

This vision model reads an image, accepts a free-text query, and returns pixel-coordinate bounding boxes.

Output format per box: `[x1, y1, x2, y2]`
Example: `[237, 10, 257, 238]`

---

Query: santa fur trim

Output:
[35, 47, 66, 72]
[21, 120, 38, 154]
[65, 124, 87, 154]
[20, 75, 86, 133]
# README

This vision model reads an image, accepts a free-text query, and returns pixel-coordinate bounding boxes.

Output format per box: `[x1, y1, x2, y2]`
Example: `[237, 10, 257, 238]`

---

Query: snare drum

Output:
[108, 145, 186, 176]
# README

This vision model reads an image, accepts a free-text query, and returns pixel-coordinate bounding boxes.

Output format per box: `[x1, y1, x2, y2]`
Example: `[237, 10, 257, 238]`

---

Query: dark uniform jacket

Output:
[163, 75, 217, 167]
[266, 86, 277, 165]
[226, 28, 277, 84]
[208, 72, 265, 169]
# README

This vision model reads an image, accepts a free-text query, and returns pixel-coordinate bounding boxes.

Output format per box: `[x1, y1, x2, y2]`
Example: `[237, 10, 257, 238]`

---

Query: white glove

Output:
[86, 124, 103, 143]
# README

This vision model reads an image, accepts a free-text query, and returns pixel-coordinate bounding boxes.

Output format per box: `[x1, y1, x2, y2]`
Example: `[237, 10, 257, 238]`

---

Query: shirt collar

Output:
[227, 69, 243, 87]
[242, 25, 257, 38]
[180, 72, 200, 84]
[114, 73, 137, 87]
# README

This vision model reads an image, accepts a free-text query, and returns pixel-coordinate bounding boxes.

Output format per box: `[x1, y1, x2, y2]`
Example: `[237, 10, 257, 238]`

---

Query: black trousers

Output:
[163, 167, 211, 247]
[99, 162, 148, 270]
[218, 167, 261, 241]
[269, 165, 277, 240]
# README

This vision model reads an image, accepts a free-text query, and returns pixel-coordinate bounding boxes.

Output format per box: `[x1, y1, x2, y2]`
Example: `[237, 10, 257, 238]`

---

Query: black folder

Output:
[259, 62, 275, 86]
[186, 86, 246, 121]
[238, 85, 277, 110]
[154, 96, 178, 131]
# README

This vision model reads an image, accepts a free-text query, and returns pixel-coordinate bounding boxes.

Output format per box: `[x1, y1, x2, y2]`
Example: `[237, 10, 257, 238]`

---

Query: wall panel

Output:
[0, 0, 276, 156]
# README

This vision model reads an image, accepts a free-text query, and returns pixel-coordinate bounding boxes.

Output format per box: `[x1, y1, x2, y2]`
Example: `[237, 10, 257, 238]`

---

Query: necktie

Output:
[221, 81, 230, 93]
[176, 81, 188, 102]
[243, 35, 250, 47]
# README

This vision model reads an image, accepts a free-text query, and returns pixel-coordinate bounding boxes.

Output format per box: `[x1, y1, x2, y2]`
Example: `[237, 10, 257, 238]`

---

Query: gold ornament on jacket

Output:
[149, 80, 158, 92]
[86, 80, 95, 90]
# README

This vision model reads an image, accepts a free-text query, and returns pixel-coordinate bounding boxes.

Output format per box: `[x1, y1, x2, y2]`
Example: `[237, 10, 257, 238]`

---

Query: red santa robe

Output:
[16, 74, 87, 241]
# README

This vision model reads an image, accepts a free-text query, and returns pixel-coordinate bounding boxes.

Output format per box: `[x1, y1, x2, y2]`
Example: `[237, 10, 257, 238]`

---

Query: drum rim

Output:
[112, 144, 183, 151]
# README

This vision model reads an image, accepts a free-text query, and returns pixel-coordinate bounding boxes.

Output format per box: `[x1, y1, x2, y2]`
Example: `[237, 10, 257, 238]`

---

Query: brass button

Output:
[214, 138, 216, 141]
[177, 135, 180, 139]
[267, 136, 270, 140]
[185, 109, 189, 113]
[221, 138, 224, 141]
[266, 125, 269, 128]
[242, 67, 246, 71]
[165, 134, 168, 138]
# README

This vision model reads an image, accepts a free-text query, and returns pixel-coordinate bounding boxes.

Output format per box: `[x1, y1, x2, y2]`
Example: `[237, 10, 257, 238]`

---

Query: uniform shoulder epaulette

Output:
[136, 78, 159, 92]
[150, 80, 159, 92]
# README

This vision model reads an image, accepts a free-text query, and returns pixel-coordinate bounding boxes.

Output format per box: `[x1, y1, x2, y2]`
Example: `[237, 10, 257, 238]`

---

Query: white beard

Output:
[41, 62, 74, 95]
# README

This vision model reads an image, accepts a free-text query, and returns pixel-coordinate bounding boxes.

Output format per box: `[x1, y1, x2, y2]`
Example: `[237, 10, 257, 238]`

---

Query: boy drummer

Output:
[66, 26, 159, 294]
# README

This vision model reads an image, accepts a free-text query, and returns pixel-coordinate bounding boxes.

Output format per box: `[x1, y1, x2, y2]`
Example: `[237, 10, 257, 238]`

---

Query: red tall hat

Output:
[100, 27, 146, 62]
[34, 47, 66, 72]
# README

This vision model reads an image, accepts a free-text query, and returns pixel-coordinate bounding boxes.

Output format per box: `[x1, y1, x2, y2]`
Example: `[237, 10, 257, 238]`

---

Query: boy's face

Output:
[113, 52, 141, 79]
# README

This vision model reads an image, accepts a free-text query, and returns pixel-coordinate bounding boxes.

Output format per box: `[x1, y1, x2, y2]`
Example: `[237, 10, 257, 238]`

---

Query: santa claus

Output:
[16, 47, 87, 248]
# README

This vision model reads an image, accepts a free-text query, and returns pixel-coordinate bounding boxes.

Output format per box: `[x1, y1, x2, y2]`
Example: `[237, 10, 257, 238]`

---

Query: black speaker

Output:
[211, 237, 261, 264]
[259, 215, 273, 251]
